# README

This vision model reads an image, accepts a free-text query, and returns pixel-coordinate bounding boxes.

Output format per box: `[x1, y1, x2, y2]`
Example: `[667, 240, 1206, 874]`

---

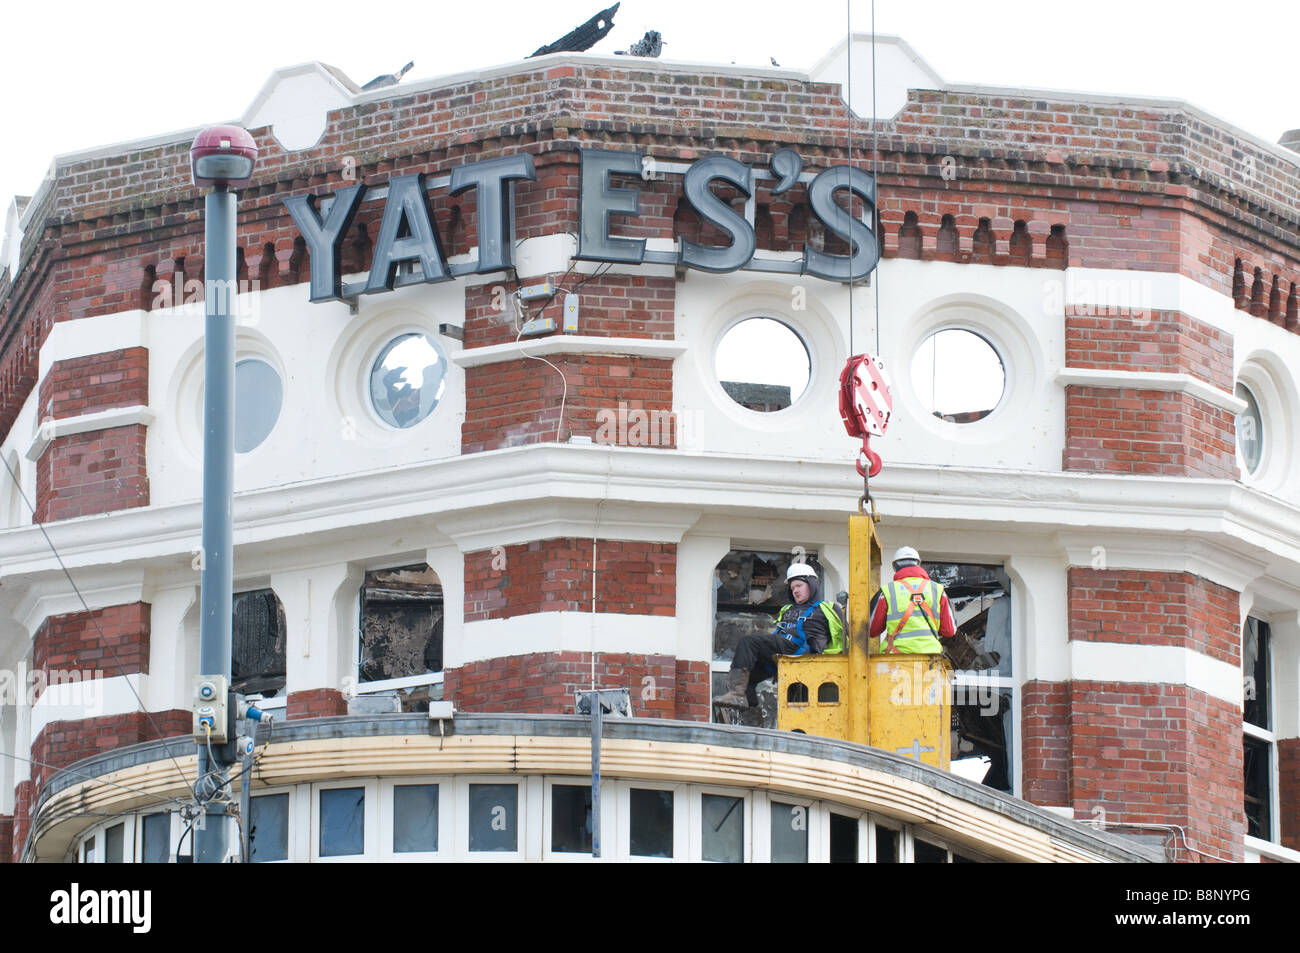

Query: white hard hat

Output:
[892, 546, 921, 565]
[786, 562, 817, 581]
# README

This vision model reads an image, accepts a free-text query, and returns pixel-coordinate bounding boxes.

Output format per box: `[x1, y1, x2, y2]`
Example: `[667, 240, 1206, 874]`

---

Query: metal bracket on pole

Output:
[575, 688, 632, 858]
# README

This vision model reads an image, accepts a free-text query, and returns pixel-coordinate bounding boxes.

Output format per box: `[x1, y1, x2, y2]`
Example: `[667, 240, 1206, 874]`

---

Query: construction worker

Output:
[870, 546, 956, 653]
[715, 562, 845, 709]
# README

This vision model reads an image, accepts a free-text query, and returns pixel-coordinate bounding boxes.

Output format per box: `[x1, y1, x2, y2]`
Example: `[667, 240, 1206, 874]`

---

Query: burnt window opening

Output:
[923, 562, 1014, 793]
[1243, 617, 1274, 840]
[712, 548, 827, 729]
[231, 589, 287, 697]
[359, 564, 444, 709]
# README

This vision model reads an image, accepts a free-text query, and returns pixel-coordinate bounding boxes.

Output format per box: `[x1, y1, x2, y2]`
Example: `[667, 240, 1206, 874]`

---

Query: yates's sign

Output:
[285, 147, 879, 303]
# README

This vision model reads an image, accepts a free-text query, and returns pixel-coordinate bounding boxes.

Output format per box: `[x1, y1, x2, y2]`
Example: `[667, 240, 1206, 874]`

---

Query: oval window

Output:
[911, 329, 1005, 423]
[369, 333, 448, 429]
[715, 318, 810, 412]
[234, 359, 282, 453]
[1235, 383, 1263, 474]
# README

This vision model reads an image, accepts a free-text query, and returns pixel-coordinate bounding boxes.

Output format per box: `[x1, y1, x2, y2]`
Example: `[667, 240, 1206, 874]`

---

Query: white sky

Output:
[3, 0, 1298, 213]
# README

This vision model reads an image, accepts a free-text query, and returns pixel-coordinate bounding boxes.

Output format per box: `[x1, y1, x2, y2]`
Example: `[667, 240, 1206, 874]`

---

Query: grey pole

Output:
[196, 186, 236, 863]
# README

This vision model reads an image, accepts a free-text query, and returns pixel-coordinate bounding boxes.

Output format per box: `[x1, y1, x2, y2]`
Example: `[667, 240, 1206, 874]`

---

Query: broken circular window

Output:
[369, 332, 447, 429]
[911, 328, 1005, 423]
[234, 359, 283, 453]
[715, 318, 810, 412]
[1235, 383, 1263, 475]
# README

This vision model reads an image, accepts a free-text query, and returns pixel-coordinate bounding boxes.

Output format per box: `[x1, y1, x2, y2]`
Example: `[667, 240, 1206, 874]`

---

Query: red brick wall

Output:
[38, 348, 149, 421]
[11, 780, 31, 864]
[0, 815, 11, 865]
[35, 424, 149, 521]
[462, 355, 673, 452]
[464, 538, 676, 621]
[1065, 309, 1232, 388]
[1068, 681, 1242, 861]
[444, 652, 708, 720]
[1068, 569, 1240, 665]
[32, 602, 151, 704]
[1021, 680, 1070, 805]
[464, 274, 675, 348]
[287, 688, 348, 720]
[1279, 737, 1300, 852]
[1064, 388, 1236, 478]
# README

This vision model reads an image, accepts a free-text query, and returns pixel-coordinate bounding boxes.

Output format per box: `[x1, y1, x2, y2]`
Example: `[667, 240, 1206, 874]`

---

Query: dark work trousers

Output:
[733, 627, 828, 700]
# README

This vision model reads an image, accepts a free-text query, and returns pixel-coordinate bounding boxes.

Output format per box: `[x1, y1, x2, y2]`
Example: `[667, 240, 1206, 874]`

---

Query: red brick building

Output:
[0, 36, 1294, 862]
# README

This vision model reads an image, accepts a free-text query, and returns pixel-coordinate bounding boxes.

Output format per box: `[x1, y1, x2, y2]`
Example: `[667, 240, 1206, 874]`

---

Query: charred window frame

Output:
[357, 564, 444, 712]
[923, 562, 1015, 794]
[711, 548, 837, 729]
[1243, 616, 1275, 841]
[231, 589, 287, 698]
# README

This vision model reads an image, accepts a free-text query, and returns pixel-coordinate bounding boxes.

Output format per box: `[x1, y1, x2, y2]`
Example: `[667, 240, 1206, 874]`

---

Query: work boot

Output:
[713, 668, 751, 708]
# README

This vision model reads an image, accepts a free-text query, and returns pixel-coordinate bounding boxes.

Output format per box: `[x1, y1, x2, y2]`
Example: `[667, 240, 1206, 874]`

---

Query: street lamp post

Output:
[190, 125, 257, 863]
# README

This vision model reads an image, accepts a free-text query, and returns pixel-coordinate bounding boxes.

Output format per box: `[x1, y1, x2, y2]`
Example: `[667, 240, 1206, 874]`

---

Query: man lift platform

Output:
[738, 351, 952, 769]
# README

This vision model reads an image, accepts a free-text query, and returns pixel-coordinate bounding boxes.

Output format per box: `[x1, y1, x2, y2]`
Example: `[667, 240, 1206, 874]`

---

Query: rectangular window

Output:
[550, 784, 593, 854]
[630, 788, 674, 858]
[360, 565, 443, 693]
[913, 837, 949, 863]
[1243, 617, 1276, 841]
[392, 784, 439, 853]
[319, 787, 366, 858]
[232, 589, 287, 698]
[770, 801, 809, 862]
[104, 823, 124, 863]
[874, 823, 899, 863]
[468, 784, 518, 852]
[140, 813, 170, 864]
[250, 793, 289, 862]
[829, 813, 859, 863]
[82, 838, 94, 864]
[701, 793, 744, 863]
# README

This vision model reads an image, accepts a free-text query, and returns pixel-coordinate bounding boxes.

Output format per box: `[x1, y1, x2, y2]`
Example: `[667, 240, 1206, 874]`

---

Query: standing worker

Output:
[870, 547, 956, 653]
[715, 563, 845, 709]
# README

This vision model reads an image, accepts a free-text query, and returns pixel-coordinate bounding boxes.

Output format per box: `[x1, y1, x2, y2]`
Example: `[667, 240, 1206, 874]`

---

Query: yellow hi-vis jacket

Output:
[881, 577, 945, 654]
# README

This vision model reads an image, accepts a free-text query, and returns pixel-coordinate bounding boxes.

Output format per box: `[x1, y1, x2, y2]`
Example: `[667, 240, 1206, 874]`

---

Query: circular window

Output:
[369, 333, 447, 429]
[911, 328, 1005, 423]
[1236, 382, 1264, 475]
[234, 359, 282, 453]
[715, 318, 810, 412]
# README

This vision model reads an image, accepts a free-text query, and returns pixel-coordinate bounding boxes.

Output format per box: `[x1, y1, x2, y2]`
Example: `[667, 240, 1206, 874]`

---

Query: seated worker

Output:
[870, 546, 956, 653]
[715, 562, 845, 709]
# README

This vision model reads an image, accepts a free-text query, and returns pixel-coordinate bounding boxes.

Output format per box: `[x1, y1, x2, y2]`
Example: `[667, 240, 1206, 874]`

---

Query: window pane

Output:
[393, 785, 438, 853]
[370, 333, 447, 428]
[829, 813, 858, 863]
[1235, 383, 1263, 474]
[874, 825, 899, 863]
[1244, 735, 1271, 839]
[234, 359, 283, 453]
[82, 839, 94, 863]
[319, 787, 365, 857]
[770, 802, 808, 862]
[250, 793, 289, 863]
[551, 784, 592, 854]
[914, 838, 949, 863]
[630, 788, 673, 858]
[1244, 618, 1270, 730]
[716, 318, 809, 412]
[911, 328, 1005, 422]
[701, 794, 744, 863]
[360, 564, 443, 685]
[104, 823, 124, 863]
[469, 784, 517, 852]
[141, 813, 170, 864]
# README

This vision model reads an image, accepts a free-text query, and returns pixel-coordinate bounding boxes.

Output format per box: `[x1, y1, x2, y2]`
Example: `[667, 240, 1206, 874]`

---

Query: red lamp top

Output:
[190, 125, 258, 190]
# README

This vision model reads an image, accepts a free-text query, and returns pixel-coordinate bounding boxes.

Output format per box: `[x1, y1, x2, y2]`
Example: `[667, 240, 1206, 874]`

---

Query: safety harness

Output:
[885, 577, 941, 654]
[775, 602, 845, 656]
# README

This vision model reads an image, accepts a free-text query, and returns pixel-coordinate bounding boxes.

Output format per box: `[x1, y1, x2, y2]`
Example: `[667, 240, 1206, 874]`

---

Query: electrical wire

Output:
[0, 452, 196, 797]
[0, 749, 188, 811]
[871, 0, 880, 356]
